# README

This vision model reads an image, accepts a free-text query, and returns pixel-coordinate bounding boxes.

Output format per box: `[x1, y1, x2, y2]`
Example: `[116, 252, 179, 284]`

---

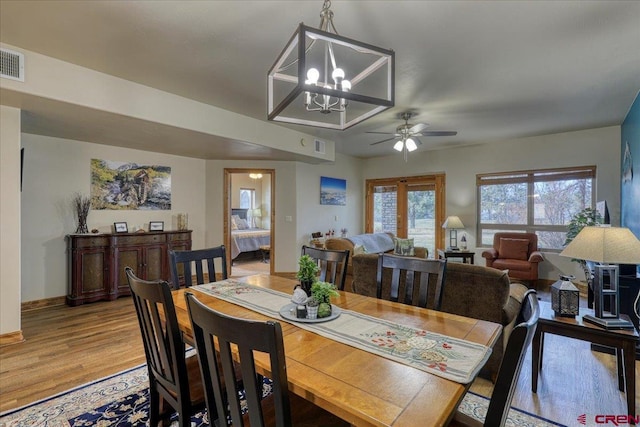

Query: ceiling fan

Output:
[368, 111, 457, 159]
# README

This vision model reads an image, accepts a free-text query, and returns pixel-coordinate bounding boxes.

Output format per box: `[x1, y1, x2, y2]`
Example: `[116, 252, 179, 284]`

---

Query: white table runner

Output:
[193, 280, 492, 384]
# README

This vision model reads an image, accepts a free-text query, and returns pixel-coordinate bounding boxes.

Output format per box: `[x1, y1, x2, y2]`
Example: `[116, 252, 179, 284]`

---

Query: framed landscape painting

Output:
[320, 176, 346, 206]
[91, 159, 171, 210]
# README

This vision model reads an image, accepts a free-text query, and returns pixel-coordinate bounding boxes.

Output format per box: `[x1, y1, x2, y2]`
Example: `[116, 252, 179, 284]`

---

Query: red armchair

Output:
[482, 232, 543, 286]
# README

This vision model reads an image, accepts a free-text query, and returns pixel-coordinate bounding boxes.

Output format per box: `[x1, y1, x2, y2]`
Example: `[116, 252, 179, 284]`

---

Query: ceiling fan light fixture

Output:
[267, 0, 395, 130]
[405, 138, 417, 152]
[393, 140, 404, 152]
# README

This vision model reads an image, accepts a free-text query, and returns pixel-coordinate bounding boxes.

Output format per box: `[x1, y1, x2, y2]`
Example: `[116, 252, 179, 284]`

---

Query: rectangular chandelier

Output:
[267, 23, 394, 130]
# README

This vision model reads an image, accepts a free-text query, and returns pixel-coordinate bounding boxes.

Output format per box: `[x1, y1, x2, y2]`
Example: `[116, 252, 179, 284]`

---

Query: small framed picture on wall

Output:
[114, 222, 128, 233]
[149, 221, 164, 231]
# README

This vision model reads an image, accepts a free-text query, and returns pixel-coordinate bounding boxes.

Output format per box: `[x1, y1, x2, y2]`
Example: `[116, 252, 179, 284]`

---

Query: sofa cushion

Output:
[499, 238, 529, 260]
[348, 233, 395, 253]
[393, 237, 415, 256]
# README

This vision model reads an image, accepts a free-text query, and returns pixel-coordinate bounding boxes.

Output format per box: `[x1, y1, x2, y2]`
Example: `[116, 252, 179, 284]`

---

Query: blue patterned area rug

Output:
[0, 365, 564, 426]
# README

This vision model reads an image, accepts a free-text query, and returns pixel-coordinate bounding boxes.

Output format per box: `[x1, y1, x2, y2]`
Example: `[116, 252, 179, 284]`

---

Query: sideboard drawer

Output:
[113, 234, 167, 245]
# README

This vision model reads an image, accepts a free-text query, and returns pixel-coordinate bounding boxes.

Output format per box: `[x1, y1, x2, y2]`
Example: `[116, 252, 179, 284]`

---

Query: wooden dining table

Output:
[172, 274, 502, 427]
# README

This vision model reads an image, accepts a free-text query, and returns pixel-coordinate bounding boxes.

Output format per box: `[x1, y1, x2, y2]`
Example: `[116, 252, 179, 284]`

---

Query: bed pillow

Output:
[236, 218, 249, 230]
[231, 216, 238, 230]
[499, 238, 529, 260]
[393, 237, 415, 256]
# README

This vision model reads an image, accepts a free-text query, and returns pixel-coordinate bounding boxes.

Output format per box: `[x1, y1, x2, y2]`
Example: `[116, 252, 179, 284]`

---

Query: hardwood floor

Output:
[1, 294, 638, 425]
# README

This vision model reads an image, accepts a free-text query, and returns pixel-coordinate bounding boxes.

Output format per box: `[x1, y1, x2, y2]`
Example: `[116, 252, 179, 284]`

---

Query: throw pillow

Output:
[231, 216, 238, 230]
[353, 244, 367, 255]
[499, 238, 529, 260]
[236, 218, 249, 230]
[393, 237, 415, 256]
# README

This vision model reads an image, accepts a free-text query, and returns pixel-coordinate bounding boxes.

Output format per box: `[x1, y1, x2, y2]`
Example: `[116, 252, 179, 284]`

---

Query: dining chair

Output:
[169, 245, 227, 289]
[125, 267, 205, 427]
[450, 289, 540, 427]
[184, 292, 349, 427]
[376, 253, 447, 310]
[301, 245, 350, 290]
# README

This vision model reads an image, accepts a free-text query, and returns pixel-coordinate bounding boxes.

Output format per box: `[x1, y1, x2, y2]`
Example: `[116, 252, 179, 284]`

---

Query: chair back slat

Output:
[483, 289, 540, 426]
[301, 245, 350, 290]
[169, 246, 227, 289]
[185, 292, 293, 427]
[376, 253, 447, 310]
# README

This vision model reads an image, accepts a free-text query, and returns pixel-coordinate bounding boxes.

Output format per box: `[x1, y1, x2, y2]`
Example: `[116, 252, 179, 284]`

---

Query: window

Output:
[477, 166, 596, 250]
[239, 188, 255, 209]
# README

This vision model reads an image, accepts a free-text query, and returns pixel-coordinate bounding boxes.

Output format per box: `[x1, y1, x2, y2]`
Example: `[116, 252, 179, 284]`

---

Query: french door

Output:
[365, 174, 445, 258]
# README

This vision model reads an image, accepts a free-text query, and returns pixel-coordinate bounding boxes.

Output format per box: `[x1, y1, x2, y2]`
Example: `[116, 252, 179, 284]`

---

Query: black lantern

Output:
[551, 274, 579, 317]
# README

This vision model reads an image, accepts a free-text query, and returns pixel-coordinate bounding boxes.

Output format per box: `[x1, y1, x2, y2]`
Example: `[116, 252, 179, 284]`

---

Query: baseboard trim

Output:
[22, 296, 66, 311]
[0, 330, 25, 347]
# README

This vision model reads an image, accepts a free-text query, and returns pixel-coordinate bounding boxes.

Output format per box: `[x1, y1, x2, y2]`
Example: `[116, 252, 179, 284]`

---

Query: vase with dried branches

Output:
[73, 193, 91, 234]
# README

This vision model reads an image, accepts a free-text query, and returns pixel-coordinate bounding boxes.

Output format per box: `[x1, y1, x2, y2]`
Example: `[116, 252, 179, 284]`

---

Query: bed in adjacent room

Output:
[230, 208, 271, 259]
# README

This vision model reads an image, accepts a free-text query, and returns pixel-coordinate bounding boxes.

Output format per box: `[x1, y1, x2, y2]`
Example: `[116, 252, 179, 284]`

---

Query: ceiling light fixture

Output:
[249, 173, 263, 180]
[394, 138, 418, 161]
[267, 0, 395, 130]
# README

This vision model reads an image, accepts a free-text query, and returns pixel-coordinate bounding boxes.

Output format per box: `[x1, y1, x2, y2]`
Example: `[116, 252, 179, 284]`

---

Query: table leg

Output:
[616, 348, 624, 392]
[532, 329, 543, 393]
[623, 341, 636, 418]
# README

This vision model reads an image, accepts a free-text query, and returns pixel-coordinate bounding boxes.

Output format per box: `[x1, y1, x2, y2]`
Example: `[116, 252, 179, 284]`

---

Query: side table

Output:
[532, 301, 638, 418]
[259, 245, 270, 263]
[437, 249, 475, 264]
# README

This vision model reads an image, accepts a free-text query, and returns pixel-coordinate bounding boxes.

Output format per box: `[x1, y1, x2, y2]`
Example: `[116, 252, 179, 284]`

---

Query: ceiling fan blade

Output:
[366, 131, 398, 136]
[409, 123, 429, 134]
[370, 136, 398, 146]
[416, 130, 458, 137]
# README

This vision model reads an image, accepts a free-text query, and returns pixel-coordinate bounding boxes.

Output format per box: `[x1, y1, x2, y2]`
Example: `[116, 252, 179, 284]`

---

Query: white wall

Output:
[0, 106, 22, 335]
[204, 154, 364, 273]
[295, 153, 364, 249]
[363, 126, 621, 281]
[20, 133, 206, 302]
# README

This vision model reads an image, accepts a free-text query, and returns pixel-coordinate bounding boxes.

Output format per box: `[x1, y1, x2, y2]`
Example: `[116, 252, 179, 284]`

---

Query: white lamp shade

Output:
[560, 226, 640, 264]
[405, 138, 417, 152]
[393, 140, 404, 152]
[442, 216, 465, 229]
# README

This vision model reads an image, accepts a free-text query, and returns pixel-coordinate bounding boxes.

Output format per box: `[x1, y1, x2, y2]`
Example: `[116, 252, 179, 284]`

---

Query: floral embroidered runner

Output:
[193, 280, 492, 384]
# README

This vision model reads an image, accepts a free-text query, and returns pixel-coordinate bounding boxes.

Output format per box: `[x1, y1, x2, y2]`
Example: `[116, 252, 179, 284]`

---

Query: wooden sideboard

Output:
[66, 230, 192, 306]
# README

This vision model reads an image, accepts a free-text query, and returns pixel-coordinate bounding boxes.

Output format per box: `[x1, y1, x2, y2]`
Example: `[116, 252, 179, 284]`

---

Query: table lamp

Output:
[560, 226, 640, 329]
[442, 216, 465, 250]
[251, 208, 262, 228]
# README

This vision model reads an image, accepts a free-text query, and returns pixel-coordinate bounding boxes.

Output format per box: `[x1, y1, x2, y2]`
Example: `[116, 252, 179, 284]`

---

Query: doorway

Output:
[365, 174, 445, 257]
[224, 169, 275, 276]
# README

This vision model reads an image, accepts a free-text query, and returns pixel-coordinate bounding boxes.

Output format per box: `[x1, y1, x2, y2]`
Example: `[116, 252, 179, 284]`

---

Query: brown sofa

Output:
[325, 233, 428, 291]
[352, 256, 529, 380]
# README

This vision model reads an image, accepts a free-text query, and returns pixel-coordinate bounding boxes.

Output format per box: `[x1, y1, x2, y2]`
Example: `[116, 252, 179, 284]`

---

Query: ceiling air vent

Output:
[1, 48, 25, 82]
[314, 139, 326, 154]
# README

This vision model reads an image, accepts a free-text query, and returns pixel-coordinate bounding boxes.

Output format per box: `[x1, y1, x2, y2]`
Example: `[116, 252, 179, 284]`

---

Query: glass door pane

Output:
[372, 185, 397, 234]
[407, 184, 436, 257]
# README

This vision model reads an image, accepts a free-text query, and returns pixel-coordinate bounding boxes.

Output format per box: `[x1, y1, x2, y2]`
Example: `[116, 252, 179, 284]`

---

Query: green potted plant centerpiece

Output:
[296, 254, 319, 295]
[311, 281, 339, 318]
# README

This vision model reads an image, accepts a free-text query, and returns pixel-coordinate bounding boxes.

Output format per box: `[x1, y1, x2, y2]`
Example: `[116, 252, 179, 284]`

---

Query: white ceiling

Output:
[1, 0, 639, 160]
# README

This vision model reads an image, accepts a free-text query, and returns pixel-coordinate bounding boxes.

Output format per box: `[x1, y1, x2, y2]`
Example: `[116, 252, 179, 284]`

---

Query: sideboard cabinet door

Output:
[66, 235, 112, 306]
